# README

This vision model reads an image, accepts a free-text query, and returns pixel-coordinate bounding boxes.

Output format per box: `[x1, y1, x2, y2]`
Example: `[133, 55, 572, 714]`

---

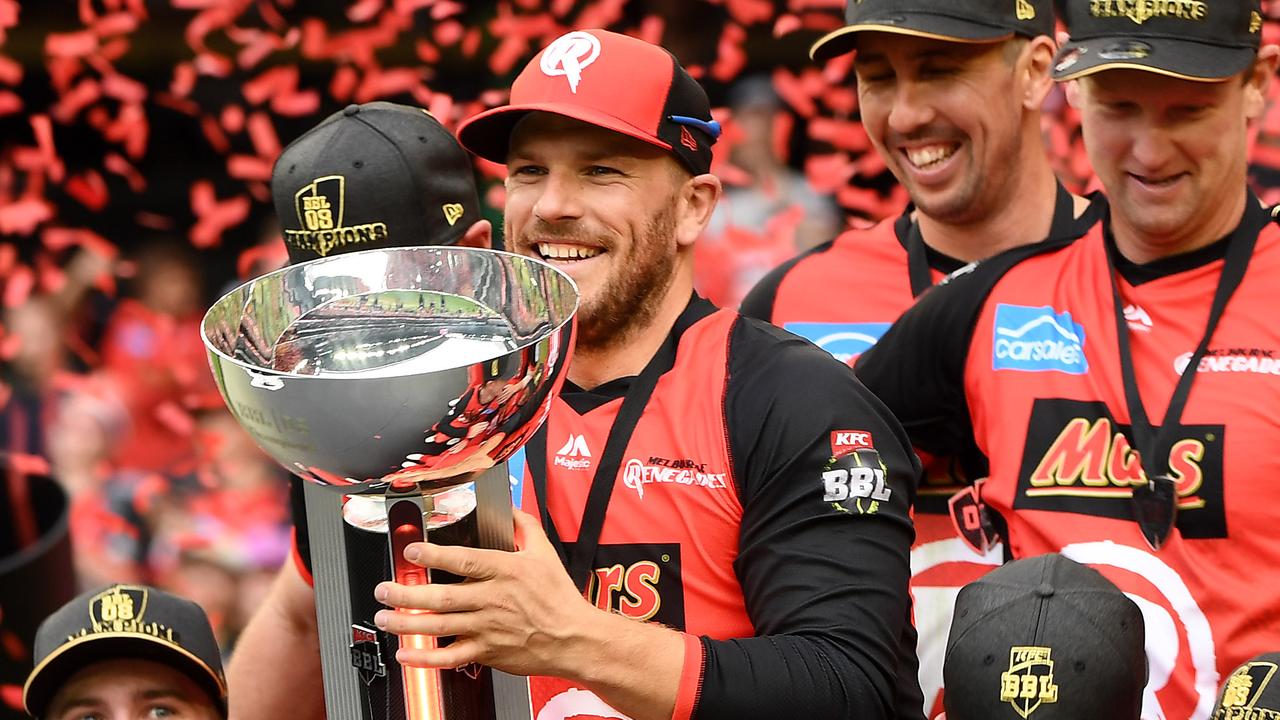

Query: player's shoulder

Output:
[727, 313, 862, 390]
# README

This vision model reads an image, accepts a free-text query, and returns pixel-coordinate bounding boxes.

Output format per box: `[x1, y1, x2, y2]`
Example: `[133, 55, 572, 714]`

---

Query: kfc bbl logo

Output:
[1000, 646, 1059, 718]
[349, 624, 387, 686]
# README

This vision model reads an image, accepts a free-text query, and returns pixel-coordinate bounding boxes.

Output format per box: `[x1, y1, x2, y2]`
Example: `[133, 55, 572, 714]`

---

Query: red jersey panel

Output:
[522, 309, 750, 719]
[963, 211, 1280, 720]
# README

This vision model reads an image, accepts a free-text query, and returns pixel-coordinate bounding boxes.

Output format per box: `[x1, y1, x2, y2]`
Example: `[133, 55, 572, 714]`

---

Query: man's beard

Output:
[575, 204, 678, 353]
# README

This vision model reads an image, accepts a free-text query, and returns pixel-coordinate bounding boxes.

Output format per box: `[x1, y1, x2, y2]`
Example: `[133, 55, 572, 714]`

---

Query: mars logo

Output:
[570, 543, 684, 630]
[1000, 646, 1059, 718]
[1218, 659, 1279, 716]
[554, 434, 592, 471]
[540, 31, 601, 93]
[1016, 399, 1226, 539]
[783, 321, 891, 365]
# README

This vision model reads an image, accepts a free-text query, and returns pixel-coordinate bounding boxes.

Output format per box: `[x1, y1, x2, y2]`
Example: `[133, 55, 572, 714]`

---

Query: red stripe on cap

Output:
[512, 30, 673, 138]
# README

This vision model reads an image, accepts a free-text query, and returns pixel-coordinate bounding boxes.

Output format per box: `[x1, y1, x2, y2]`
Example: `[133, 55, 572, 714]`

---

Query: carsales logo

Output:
[621, 458, 726, 500]
[831, 430, 874, 455]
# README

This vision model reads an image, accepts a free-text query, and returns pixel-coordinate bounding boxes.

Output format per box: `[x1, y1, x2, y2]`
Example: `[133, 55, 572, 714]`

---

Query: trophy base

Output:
[303, 462, 532, 719]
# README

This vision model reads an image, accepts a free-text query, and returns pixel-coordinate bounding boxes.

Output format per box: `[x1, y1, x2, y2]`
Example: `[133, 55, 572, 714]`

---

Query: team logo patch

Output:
[621, 456, 727, 500]
[540, 31, 601, 93]
[1174, 348, 1280, 376]
[821, 447, 892, 515]
[992, 304, 1088, 375]
[75, 585, 179, 646]
[287, 175, 389, 256]
[554, 433, 592, 471]
[1000, 646, 1059, 718]
[1218, 659, 1280, 717]
[831, 430, 873, 456]
[1015, 398, 1226, 539]
[349, 624, 386, 686]
[783, 321, 891, 365]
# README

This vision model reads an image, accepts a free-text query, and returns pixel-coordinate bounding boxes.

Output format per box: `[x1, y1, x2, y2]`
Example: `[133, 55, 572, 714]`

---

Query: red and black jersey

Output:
[857, 194, 1280, 720]
[742, 184, 1094, 715]
[520, 296, 923, 720]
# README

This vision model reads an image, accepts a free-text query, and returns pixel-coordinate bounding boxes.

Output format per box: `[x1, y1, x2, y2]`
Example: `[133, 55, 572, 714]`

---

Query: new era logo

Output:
[832, 430, 873, 455]
[679, 126, 698, 152]
[554, 434, 592, 470]
[442, 203, 465, 226]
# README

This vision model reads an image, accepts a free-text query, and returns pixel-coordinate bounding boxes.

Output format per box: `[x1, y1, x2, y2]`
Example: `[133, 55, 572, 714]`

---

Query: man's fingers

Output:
[375, 580, 484, 612]
[512, 506, 552, 554]
[396, 638, 484, 670]
[374, 608, 476, 638]
[402, 541, 500, 579]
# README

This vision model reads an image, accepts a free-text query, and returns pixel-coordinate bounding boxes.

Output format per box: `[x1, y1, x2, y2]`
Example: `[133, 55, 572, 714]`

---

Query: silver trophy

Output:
[201, 246, 577, 720]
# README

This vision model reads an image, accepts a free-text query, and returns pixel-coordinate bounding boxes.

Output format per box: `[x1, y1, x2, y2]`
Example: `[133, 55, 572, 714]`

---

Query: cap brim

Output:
[457, 103, 673, 166]
[1053, 37, 1257, 82]
[24, 634, 227, 717]
[810, 14, 1015, 62]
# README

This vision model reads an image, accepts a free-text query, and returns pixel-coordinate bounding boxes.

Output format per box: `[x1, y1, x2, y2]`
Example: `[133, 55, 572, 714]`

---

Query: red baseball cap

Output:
[457, 29, 721, 175]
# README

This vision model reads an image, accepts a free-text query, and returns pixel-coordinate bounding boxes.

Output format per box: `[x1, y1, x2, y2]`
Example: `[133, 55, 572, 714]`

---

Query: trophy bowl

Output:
[201, 246, 578, 497]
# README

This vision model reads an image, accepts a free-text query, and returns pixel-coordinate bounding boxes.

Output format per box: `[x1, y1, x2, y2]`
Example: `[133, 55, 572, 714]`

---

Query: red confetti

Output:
[2, 265, 34, 307]
[64, 170, 111, 211]
[189, 180, 251, 248]
[0, 198, 54, 237]
[0, 54, 21, 85]
[347, 0, 384, 23]
[0, 90, 19, 116]
[1, 684, 22, 712]
[45, 30, 99, 59]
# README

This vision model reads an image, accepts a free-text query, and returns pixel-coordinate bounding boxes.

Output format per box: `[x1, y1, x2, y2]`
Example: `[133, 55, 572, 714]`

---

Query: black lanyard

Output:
[525, 311, 697, 591]
[906, 182, 1077, 298]
[1107, 203, 1261, 550]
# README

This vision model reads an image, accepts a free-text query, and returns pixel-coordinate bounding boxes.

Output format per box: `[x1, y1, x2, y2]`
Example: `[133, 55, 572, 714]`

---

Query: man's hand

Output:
[373, 507, 598, 678]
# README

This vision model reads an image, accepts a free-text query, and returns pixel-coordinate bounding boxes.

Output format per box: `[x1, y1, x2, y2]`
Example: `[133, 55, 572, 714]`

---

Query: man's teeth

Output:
[905, 144, 957, 169]
[1134, 173, 1181, 187]
[537, 243, 603, 260]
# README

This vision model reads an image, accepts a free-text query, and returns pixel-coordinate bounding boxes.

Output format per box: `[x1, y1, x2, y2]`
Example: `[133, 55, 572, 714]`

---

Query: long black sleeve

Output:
[692, 318, 922, 720]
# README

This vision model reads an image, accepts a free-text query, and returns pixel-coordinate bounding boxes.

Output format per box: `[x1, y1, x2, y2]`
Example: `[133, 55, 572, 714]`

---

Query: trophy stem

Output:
[389, 493, 446, 720]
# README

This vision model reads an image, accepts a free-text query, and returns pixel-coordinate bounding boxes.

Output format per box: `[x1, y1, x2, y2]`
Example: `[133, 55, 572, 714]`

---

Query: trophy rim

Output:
[200, 245, 579, 381]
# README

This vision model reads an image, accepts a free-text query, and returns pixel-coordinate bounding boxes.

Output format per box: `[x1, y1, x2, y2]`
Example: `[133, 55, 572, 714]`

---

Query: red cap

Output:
[457, 30, 720, 175]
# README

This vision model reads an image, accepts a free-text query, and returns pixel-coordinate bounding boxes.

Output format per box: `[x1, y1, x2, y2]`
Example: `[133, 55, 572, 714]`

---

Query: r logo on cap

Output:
[540, 31, 601, 93]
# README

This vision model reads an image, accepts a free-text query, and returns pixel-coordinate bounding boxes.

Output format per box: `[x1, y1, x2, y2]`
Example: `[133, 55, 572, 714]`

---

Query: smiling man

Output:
[739, 1, 1097, 712]
[371, 29, 924, 720]
[855, 1, 1280, 717]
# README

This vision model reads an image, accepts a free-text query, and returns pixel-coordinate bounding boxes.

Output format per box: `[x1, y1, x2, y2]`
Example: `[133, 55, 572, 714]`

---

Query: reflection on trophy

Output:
[201, 246, 577, 720]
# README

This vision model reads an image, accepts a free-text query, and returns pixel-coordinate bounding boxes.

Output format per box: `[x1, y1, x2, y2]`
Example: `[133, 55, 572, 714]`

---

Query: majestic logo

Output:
[442, 203, 465, 226]
[1218, 659, 1280, 718]
[540, 31, 601, 93]
[554, 434, 593, 471]
[1016, 0, 1036, 20]
[783, 321, 891, 365]
[822, 447, 892, 515]
[1088, 0, 1208, 24]
[287, 175, 389, 257]
[992, 304, 1088, 375]
[621, 457, 727, 499]
[1174, 348, 1280, 376]
[1000, 647, 1060, 718]
[1016, 399, 1226, 538]
[831, 430, 874, 456]
[679, 126, 698, 152]
[1124, 304, 1153, 332]
[349, 624, 386, 686]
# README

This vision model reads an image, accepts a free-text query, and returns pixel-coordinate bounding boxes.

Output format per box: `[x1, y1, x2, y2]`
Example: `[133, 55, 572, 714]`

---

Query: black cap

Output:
[24, 584, 227, 718]
[457, 30, 721, 176]
[810, 0, 1057, 62]
[1211, 652, 1280, 719]
[1053, 0, 1264, 81]
[944, 554, 1146, 720]
[272, 101, 482, 264]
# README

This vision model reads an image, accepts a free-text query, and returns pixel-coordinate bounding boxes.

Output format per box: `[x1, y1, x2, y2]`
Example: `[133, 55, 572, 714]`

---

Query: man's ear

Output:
[456, 219, 493, 249]
[1244, 45, 1280, 121]
[675, 173, 722, 249]
[1020, 36, 1057, 111]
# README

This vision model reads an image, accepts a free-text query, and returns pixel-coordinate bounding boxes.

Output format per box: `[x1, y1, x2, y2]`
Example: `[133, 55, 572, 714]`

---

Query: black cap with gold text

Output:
[943, 554, 1146, 720]
[1212, 652, 1280, 720]
[1053, 0, 1264, 81]
[272, 101, 482, 264]
[23, 584, 227, 718]
[810, 0, 1057, 62]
